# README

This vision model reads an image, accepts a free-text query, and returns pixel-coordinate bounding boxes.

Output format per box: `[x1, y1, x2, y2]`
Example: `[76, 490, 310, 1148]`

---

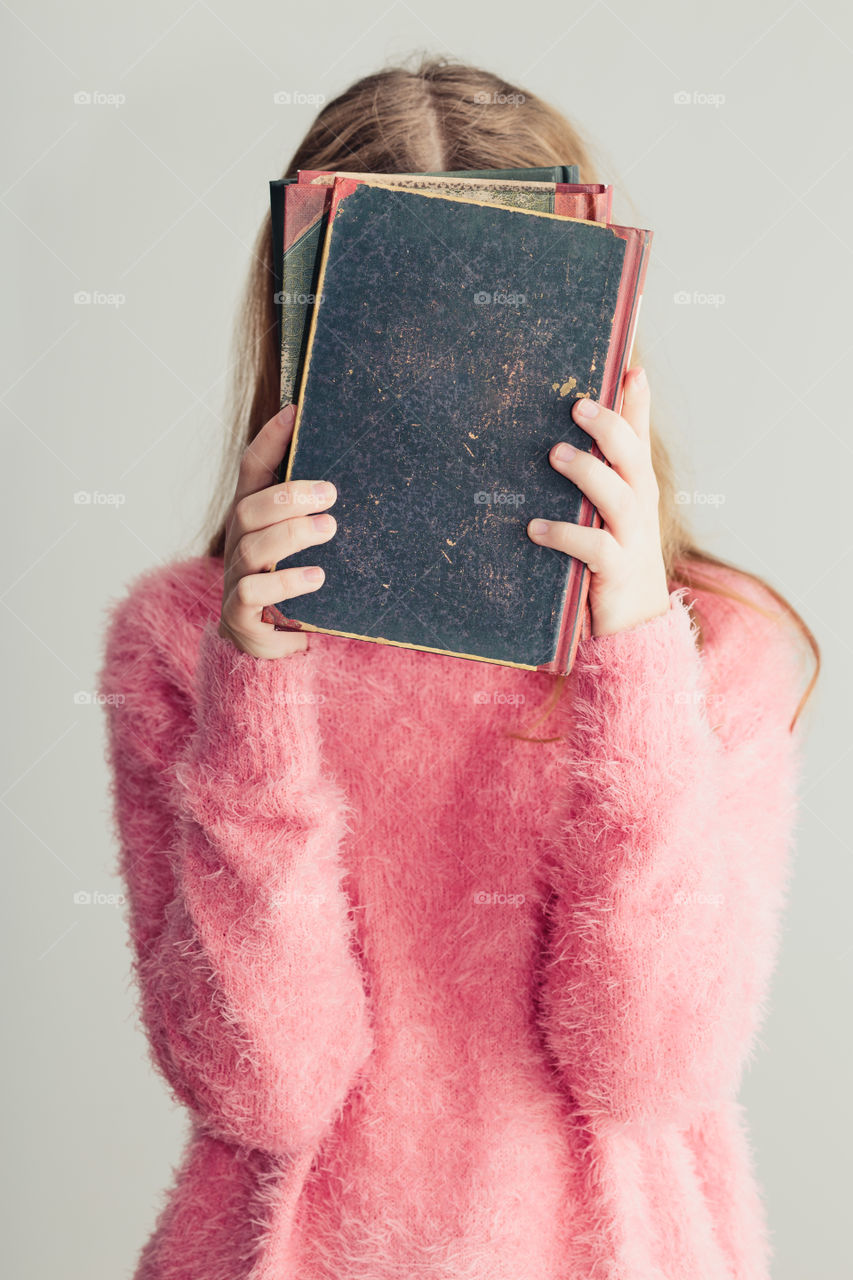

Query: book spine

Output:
[283, 176, 358, 484]
[279, 187, 332, 410]
[545, 226, 653, 676]
[261, 178, 362, 633]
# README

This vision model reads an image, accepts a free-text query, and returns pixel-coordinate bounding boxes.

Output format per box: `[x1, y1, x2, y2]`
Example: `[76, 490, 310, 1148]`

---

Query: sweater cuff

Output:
[567, 587, 715, 764]
[187, 617, 326, 785]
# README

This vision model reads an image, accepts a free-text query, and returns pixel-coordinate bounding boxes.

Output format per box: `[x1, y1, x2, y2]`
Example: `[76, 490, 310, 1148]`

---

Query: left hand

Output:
[526, 366, 671, 638]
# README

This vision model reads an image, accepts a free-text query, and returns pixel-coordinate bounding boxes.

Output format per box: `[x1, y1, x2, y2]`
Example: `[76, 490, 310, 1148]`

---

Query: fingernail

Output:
[303, 566, 324, 581]
[554, 442, 577, 462]
[574, 398, 599, 418]
[632, 367, 647, 390]
[529, 519, 550, 536]
[312, 513, 333, 530]
[313, 481, 333, 498]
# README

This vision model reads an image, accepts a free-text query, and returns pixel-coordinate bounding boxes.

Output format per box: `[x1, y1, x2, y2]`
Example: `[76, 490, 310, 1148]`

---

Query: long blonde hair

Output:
[200, 53, 819, 736]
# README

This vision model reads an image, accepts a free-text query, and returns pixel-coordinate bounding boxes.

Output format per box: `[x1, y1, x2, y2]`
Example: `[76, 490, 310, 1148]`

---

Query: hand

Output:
[526, 367, 671, 638]
[218, 403, 338, 659]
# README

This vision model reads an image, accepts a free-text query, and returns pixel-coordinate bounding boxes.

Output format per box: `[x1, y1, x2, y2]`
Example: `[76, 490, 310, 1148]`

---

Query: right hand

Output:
[218, 403, 338, 659]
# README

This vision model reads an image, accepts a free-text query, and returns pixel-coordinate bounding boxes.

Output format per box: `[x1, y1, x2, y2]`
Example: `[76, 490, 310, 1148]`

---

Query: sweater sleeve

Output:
[98, 600, 374, 1159]
[536, 579, 808, 1128]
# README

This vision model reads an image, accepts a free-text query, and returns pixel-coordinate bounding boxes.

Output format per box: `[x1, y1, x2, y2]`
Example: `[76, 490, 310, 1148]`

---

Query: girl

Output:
[99, 55, 818, 1280]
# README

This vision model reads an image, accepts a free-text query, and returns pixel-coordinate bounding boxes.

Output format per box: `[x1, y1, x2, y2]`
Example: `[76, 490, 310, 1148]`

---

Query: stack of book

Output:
[261, 164, 652, 675]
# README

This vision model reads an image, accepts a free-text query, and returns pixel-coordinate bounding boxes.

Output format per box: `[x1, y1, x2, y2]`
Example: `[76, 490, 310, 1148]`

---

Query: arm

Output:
[99, 597, 374, 1159]
[536, 578, 807, 1127]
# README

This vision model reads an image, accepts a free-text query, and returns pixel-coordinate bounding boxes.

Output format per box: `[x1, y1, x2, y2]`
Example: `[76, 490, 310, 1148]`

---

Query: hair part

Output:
[199, 52, 819, 736]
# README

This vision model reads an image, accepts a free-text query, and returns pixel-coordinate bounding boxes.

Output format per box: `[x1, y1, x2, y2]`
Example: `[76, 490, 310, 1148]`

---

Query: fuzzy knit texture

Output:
[97, 552, 808, 1280]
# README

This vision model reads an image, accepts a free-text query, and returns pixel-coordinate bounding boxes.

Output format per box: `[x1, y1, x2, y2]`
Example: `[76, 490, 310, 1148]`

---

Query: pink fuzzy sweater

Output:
[97, 553, 807, 1280]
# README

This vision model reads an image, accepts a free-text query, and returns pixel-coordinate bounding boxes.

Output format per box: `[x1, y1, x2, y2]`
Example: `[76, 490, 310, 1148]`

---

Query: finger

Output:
[527, 518, 616, 574]
[232, 477, 337, 539]
[546, 445, 635, 540]
[568, 397, 647, 486]
[229, 563, 326, 616]
[233, 511, 337, 576]
[617, 366, 651, 443]
[233, 403, 297, 507]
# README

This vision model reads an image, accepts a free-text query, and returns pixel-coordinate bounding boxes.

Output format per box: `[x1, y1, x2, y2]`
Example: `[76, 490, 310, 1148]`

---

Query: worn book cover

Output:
[277, 174, 612, 406]
[262, 180, 651, 674]
[270, 165, 582, 351]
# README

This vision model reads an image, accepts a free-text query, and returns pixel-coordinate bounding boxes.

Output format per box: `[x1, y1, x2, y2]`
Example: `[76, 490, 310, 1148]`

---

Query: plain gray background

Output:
[2, 1, 850, 1276]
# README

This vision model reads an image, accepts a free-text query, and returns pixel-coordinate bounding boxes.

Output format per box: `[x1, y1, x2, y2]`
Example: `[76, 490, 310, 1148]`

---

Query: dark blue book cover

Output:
[262, 180, 650, 673]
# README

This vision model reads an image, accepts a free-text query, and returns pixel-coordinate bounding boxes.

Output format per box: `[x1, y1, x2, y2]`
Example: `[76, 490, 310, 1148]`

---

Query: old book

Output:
[277, 172, 611, 406]
[262, 179, 650, 674]
[270, 165, 581, 353]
